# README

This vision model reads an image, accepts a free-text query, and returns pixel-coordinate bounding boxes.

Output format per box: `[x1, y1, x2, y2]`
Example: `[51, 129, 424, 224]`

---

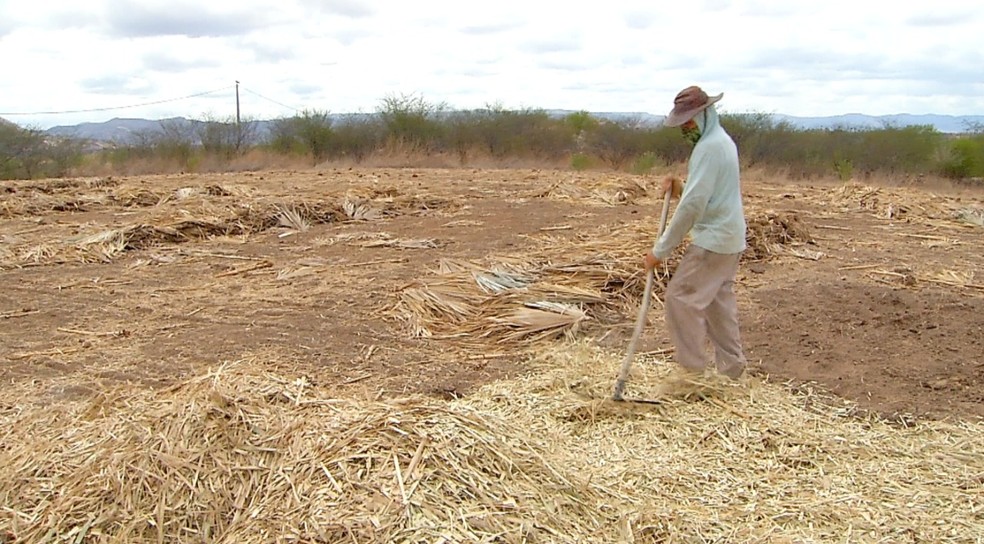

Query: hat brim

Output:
[662, 93, 723, 127]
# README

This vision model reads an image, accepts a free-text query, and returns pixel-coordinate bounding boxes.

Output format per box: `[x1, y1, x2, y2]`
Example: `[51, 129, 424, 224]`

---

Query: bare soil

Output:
[1, 168, 982, 421]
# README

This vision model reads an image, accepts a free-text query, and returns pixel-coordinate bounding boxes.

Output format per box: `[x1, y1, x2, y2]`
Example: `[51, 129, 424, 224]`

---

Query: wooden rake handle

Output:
[613, 188, 673, 400]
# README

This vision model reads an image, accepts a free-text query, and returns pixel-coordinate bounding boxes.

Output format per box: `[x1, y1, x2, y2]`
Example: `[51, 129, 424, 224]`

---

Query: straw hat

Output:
[663, 85, 723, 127]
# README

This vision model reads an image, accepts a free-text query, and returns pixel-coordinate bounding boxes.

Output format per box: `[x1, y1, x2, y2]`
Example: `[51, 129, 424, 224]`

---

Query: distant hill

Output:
[44, 117, 218, 144]
[772, 113, 984, 133]
[37, 111, 984, 144]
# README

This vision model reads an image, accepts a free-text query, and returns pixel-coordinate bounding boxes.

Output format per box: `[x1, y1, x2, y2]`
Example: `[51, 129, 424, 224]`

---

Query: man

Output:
[643, 85, 748, 379]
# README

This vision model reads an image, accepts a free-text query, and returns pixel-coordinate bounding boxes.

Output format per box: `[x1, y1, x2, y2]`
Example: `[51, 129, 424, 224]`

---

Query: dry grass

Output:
[1, 344, 981, 543]
[824, 181, 974, 223]
[468, 343, 984, 542]
[0, 361, 612, 543]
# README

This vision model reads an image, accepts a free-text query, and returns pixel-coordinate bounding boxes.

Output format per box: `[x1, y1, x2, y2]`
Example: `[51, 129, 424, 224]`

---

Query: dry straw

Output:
[468, 344, 984, 543]
[0, 362, 614, 543]
[0, 184, 454, 268]
[823, 182, 980, 226]
[390, 212, 814, 346]
[2, 345, 982, 543]
[530, 176, 653, 206]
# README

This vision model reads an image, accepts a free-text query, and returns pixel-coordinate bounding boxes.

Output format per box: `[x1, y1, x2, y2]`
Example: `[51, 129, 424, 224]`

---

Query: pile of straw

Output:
[1, 185, 457, 267]
[3, 346, 981, 542]
[0, 178, 154, 218]
[392, 211, 815, 346]
[342, 187, 458, 220]
[2, 199, 344, 267]
[825, 182, 969, 223]
[0, 193, 102, 218]
[530, 176, 654, 206]
[0, 181, 245, 219]
[391, 256, 649, 345]
[744, 211, 815, 261]
[0, 363, 614, 543]
[468, 344, 984, 542]
[108, 188, 168, 208]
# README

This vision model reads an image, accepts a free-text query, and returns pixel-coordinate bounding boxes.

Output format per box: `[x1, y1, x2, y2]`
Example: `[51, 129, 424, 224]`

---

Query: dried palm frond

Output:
[473, 270, 535, 293]
[955, 207, 984, 227]
[342, 197, 383, 221]
[276, 206, 311, 232]
[356, 237, 439, 249]
[485, 301, 587, 343]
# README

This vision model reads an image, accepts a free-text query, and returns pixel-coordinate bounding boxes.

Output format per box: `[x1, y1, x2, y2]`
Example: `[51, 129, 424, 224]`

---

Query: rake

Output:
[612, 187, 673, 402]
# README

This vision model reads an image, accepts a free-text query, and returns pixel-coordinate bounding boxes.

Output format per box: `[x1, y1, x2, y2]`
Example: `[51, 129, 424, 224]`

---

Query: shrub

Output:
[570, 153, 591, 171]
[631, 151, 659, 175]
[939, 137, 984, 179]
[269, 110, 335, 163]
[377, 93, 446, 152]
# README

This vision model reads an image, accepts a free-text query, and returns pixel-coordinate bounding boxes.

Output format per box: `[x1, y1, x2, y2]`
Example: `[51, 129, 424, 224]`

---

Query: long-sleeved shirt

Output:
[652, 106, 746, 259]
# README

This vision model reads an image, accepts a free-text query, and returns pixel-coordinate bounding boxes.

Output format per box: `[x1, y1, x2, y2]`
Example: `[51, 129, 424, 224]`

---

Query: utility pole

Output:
[235, 80, 241, 125]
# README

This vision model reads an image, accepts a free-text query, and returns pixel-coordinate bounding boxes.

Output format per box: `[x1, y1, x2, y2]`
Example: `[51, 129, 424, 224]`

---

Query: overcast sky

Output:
[1, 0, 982, 128]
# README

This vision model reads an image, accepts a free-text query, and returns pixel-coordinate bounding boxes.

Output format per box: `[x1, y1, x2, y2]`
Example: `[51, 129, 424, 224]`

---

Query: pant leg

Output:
[704, 256, 747, 379]
[664, 245, 717, 373]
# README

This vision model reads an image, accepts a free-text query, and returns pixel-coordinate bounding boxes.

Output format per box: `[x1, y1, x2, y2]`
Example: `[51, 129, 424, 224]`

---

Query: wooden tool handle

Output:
[613, 188, 673, 400]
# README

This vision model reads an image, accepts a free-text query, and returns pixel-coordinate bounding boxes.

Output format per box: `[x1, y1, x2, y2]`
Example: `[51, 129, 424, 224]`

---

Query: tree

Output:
[377, 93, 446, 151]
[196, 114, 257, 158]
[270, 109, 335, 163]
[0, 121, 46, 179]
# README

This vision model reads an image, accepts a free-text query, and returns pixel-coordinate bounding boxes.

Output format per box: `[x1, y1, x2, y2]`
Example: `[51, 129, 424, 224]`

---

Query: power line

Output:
[240, 86, 303, 113]
[0, 86, 234, 116]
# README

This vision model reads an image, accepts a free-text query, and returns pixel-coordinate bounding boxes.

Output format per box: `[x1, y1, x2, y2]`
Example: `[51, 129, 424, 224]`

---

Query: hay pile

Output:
[744, 211, 816, 261]
[530, 175, 655, 206]
[392, 212, 815, 346]
[1, 185, 455, 267]
[825, 182, 972, 224]
[341, 187, 459, 220]
[2, 347, 982, 543]
[391, 256, 651, 345]
[0, 363, 613, 543]
[468, 344, 984, 542]
[0, 192, 102, 218]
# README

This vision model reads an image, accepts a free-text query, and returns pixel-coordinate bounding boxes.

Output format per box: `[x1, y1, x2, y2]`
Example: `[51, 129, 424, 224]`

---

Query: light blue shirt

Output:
[652, 105, 747, 259]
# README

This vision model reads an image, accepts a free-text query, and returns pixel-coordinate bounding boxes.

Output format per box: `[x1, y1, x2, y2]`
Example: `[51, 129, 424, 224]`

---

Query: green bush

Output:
[377, 93, 446, 152]
[0, 121, 85, 179]
[631, 151, 659, 175]
[939, 137, 984, 179]
[330, 115, 383, 162]
[586, 120, 652, 169]
[269, 110, 335, 163]
[570, 153, 591, 171]
[197, 115, 257, 159]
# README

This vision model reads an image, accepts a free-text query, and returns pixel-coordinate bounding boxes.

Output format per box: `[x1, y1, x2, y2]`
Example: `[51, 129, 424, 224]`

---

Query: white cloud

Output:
[1, 0, 983, 128]
[299, 0, 375, 18]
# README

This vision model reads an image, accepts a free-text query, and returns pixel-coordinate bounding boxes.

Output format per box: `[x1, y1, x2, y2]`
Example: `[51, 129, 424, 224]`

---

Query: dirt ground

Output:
[1, 168, 982, 421]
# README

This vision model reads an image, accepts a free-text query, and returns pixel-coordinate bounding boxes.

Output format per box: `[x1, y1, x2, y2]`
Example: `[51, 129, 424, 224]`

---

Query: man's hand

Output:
[662, 175, 683, 199]
[644, 252, 661, 271]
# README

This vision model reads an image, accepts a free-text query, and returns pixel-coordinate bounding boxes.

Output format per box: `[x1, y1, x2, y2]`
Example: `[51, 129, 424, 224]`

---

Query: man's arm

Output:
[651, 149, 716, 259]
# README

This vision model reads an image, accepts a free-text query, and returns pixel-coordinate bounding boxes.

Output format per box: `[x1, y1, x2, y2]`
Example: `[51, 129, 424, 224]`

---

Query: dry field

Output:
[1, 168, 982, 542]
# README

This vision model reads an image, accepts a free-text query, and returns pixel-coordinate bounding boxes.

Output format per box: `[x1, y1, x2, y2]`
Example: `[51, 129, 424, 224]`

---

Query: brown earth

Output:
[1, 168, 982, 421]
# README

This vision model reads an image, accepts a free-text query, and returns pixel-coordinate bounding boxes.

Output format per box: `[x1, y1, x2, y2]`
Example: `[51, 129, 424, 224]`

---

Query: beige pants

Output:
[664, 244, 747, 379]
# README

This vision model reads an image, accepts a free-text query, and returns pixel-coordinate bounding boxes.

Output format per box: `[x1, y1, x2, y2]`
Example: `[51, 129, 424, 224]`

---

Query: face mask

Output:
[680, 110, 707, 145]
[681, 120, 701, 145]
